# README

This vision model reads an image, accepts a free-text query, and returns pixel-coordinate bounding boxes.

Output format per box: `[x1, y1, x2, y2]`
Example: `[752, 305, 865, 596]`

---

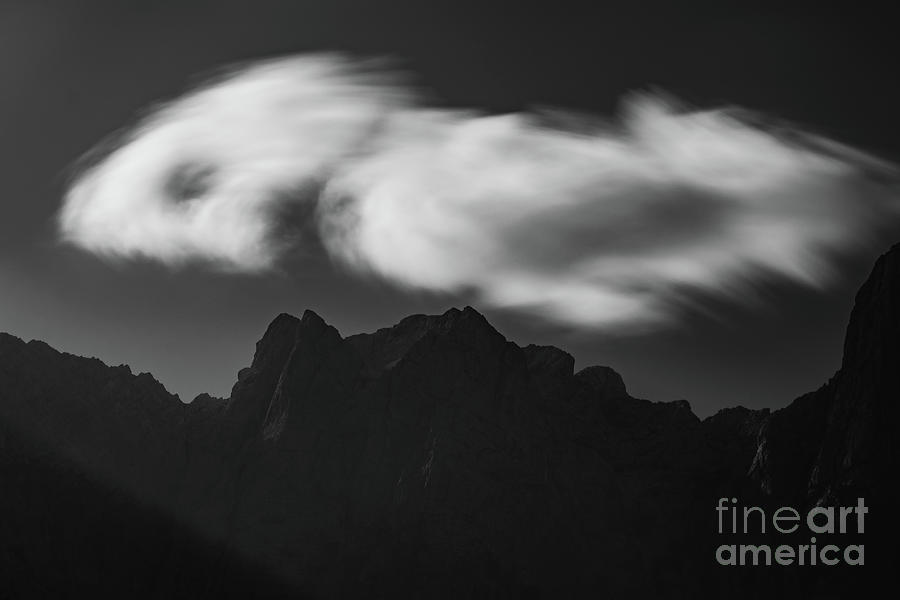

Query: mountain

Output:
[2, 243, 899, 598]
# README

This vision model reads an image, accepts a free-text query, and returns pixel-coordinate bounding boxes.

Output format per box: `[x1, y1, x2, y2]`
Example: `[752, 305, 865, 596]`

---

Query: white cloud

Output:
[60, 54, 900, 330]
[60, 55, 406, 271]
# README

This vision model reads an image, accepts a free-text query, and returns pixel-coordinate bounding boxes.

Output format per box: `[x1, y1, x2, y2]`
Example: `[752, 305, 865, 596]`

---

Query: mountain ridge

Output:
[2, 243, 899, 597]
[0, 305, 757, 426]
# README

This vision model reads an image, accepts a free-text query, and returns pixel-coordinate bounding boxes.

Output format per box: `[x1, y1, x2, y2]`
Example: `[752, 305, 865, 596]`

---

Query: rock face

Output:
[748, 246, 900, 506]
[2, 244, 900, 598]
[744, 243, 900, 589]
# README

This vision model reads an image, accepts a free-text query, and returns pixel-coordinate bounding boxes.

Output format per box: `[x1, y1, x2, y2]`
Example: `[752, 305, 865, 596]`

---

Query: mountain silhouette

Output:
[2, 243, 899, 598]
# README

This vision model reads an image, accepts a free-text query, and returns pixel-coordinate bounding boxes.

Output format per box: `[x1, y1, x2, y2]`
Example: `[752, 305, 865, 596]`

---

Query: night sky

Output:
[2, 0, 899, 416]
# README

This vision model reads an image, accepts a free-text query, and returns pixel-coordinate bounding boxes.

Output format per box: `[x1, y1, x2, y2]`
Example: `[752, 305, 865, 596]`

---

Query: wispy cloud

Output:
[59, 54, 900, 331]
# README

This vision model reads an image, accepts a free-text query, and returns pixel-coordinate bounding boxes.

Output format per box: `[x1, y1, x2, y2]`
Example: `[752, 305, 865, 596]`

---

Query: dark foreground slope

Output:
[2, 243, 899, 598]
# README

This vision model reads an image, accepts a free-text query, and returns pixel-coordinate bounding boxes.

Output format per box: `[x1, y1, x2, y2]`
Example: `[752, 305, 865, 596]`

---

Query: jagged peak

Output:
[263, 312, 301, 335]
[228, 313, 303, 414]
[575, 365, 629, 398]
[300, 308, 327, 326]
[344, 306, 508, 377]
[437, 305, 504, 339]
[241, 309, 343, 383]
[191, 392, 225, 405]
[258, 310, 338, 345]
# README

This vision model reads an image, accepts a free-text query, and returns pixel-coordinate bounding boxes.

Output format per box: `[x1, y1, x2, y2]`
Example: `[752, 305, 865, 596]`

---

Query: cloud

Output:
[59, 54, 900, 331]
[60, 56, 407, 271]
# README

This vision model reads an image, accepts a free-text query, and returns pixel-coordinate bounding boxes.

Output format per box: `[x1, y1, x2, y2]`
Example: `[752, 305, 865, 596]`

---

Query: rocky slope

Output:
[2, 243, 899, 598]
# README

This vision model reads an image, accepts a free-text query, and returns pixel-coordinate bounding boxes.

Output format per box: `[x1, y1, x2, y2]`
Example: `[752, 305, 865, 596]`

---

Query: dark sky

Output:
[2, 0, 899, 415]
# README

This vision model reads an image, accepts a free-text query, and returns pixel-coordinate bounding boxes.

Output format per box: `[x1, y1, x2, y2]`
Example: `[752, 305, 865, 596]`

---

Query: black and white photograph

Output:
[1, 1, 898, 597]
